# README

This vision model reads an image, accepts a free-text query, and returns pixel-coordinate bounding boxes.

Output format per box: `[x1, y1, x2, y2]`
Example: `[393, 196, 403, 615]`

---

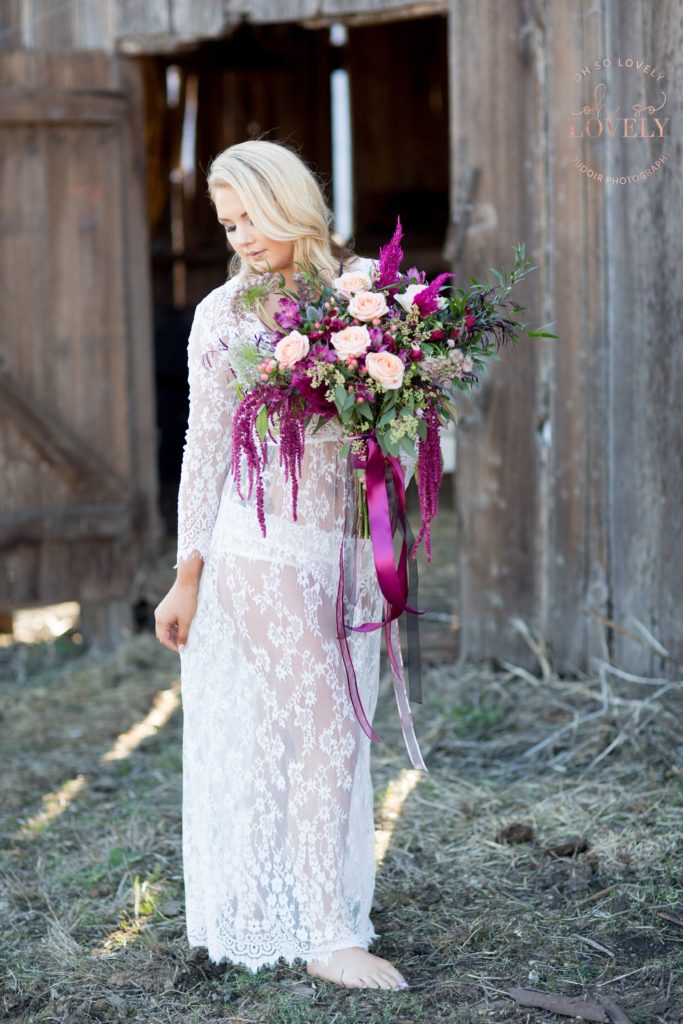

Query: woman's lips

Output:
[248, 249, 266, 258]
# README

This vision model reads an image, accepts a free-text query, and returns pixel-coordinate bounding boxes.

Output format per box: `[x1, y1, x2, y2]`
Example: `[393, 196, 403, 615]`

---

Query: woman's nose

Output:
[235, 226, 256, 247]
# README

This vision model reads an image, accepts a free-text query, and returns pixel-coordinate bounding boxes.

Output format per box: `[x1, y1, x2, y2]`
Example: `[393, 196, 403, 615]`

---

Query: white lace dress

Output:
[174, 256, 388, 972]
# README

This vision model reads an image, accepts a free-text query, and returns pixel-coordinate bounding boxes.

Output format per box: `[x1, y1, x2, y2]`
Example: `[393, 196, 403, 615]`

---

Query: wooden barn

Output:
[1, 0, 681, 680]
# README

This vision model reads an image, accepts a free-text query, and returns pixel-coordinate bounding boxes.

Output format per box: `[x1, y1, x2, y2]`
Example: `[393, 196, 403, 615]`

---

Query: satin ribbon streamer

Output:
[336, 438, 428, 772]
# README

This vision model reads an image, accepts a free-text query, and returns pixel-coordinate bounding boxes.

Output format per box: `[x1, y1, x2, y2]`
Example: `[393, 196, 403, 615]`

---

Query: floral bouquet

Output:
[226, 216, 556, 768]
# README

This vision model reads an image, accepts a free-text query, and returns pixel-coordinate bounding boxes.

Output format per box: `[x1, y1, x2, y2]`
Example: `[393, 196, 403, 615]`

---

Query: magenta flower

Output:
[289, 369, 336, 417]
[377, 215, 404, 287]
[411, 272, 455, 317]
[413, 404, 442, 561]
[273, 297, 303, 330]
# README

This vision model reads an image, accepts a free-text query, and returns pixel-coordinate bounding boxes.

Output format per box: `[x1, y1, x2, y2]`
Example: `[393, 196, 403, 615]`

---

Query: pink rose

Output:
[332, 270, 372, 299]
[330, 324, 371, 358]
[365, 351, 405, 390]
[348, 290, 389, 322]
[274, 329, 310, 368]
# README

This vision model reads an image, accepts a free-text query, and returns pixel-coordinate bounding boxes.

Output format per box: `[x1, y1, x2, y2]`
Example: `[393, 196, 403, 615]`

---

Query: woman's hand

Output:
[154, 579, 199, 653]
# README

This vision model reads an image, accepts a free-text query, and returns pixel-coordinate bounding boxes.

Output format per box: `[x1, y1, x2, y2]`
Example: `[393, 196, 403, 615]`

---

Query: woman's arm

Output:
[155, 298, 234, 651]
[174, 300, 234, 572]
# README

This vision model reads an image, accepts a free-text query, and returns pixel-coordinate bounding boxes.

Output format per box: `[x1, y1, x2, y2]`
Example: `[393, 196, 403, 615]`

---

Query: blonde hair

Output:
[206, 139, 355, 286]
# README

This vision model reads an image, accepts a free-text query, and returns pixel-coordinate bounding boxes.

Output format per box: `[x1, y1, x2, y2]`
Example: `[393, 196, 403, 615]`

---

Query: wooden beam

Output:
[0, 366, 130, 500]
[0, 88, 127, 125]
[0, 501, 135, 548]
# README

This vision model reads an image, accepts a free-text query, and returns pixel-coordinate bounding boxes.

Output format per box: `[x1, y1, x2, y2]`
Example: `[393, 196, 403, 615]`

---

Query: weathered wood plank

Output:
[448, 0, 544, 669]
[543, 0, 610, 674]
[0, 502, 135, 547]
[0, 0, 23, 52]
[0, 88, 126, 123]
[605, 0, 683, 676]
[118, 57, 162, 546]
[0, 50, 159, 628]
[2, 0, 450, 51]
[171, 0, 224, 37]
[112, 0, 171, 39]
[223, 0, 448, 25]
[28, 0, 77, 49]
[76, 0, 114, 48]
[0, 367, 129, 498]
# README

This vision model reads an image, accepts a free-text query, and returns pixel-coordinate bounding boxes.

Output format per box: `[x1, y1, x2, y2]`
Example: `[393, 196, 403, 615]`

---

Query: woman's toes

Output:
[386, 971, 408, 990]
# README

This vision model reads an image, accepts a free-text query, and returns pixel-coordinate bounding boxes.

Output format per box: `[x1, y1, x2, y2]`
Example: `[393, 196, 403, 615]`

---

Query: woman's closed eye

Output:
[224, 219, 254, 235]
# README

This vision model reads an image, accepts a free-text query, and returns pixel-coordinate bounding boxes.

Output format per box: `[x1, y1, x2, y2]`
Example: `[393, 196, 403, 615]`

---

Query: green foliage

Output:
[255, 404, 269, 441]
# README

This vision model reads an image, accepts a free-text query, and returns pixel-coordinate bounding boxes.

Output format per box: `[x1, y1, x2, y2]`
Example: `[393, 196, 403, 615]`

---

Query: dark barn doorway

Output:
[138, 14, 450, 533]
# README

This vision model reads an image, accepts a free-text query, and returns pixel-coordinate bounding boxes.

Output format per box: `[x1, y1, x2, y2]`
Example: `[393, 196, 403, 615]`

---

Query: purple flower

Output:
[273, 297, 303, 330]
[290, 370, 336, 417]
[309, 342, 337, 363]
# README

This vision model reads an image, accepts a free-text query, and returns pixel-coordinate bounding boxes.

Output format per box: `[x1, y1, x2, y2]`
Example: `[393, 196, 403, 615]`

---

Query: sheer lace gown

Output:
[174, 257, 389, 972]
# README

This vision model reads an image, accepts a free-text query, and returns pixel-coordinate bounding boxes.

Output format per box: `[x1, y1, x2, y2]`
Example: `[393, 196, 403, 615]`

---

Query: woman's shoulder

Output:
[341, 253, 377, 276]
[192, 276, 245, 344]
[195, 275, 240, 320]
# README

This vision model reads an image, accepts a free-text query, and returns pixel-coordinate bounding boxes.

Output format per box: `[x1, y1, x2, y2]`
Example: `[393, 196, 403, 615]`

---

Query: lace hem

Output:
[187, 924, 380, 974]
[173, 547, 208, 570]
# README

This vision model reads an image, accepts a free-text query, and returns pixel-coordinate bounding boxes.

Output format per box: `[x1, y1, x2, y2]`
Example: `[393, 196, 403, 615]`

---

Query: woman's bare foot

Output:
[306, 946, 409, 990]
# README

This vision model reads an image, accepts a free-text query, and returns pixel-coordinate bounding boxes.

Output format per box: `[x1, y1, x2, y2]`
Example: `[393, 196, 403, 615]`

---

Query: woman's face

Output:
[213, 184, 295, 275]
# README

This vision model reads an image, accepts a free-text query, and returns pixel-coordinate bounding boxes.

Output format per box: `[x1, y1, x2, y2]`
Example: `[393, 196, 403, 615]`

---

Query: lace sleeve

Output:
[174, 300, 236, 569]
[399, 449, 416, 487]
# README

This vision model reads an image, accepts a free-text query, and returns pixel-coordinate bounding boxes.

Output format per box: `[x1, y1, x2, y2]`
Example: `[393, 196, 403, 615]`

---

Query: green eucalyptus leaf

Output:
[255, 404, 269, 441]
[377, 408, 397, 428]
[334, 384, 349, 410]
[384, 434, 400, 458]
[355, 400, 374, 422]
[399, 435, 417, 456]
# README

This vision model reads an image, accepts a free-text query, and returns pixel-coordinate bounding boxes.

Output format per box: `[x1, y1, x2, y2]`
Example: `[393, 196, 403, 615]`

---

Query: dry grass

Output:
[1, 542, 682, 1022]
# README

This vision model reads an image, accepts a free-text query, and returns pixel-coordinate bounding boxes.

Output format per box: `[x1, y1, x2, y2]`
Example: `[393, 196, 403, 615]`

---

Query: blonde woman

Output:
[154, 140, 409, 991]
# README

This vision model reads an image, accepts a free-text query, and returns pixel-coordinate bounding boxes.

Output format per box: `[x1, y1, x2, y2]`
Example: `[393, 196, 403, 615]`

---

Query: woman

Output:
[154, 139, 409, 991]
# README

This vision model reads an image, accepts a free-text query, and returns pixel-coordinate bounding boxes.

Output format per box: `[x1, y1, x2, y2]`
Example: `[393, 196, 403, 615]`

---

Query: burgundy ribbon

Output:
[335, 437, 427, 771]
[349, 440, 421, 630]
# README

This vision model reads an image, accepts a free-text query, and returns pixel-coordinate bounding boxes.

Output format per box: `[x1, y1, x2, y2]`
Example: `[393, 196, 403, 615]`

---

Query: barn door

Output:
[0, 52, 160, 643]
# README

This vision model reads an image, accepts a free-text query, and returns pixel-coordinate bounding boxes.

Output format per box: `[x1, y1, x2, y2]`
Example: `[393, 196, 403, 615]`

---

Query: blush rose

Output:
[332, 270, 373, 299]
[348, 290, 389, 322]
[274, 330, 310, 368]
[330, 324, 372, 358]
[365, 351, 405, 390]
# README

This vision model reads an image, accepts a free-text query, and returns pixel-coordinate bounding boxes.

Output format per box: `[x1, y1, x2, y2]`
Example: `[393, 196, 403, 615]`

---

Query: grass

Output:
[1, 533, 682, 1022]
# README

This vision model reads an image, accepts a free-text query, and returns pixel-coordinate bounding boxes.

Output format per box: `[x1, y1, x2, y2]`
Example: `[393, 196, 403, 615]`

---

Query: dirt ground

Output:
[1, 499, 682, 1023]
